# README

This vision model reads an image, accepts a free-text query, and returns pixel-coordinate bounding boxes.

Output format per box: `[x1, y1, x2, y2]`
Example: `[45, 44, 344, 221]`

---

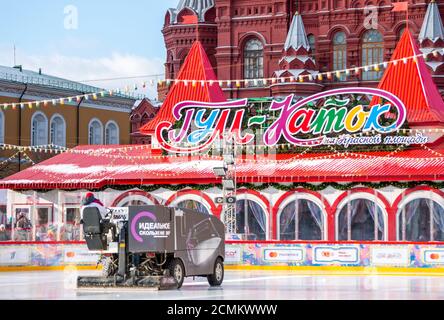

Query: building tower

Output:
[159, 0, 218, 100]
[271, 12, 322, 98]
[419, 0, 444, 95]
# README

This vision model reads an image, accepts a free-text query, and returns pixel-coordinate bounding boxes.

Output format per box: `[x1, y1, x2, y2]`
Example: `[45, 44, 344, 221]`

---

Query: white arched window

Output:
[244, 38, 264, 80]
[397, 26, 406, 41]
[362, 29, 384, 81]
[279, 197, 325, 240]
[116, 195, 155, 207]
[105, 121, 119, 145]
[0, 110, 4, 144]
[88, 119, 103, 145]
[333, 31, 347, 81]
[50, 114, 66, 147]
[398, 195, 444, 242]
[236, 199, 268, 241]
[177, 200, 210, 215]
[337, 198, 386, 241]
[31, 112, 48, 146]
[170, 193, 213, 215]
[308, 34, 316, 59]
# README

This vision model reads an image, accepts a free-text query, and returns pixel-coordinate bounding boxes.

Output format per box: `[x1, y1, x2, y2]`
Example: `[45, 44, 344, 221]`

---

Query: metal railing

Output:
[0, 70, 146, 100]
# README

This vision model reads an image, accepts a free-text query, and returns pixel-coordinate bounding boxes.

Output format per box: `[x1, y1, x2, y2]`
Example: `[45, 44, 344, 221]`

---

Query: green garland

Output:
[23, 181, 444, 194]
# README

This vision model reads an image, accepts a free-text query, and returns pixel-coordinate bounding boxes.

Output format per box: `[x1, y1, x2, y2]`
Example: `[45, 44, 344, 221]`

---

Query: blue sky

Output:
[0, 0, 179, 98]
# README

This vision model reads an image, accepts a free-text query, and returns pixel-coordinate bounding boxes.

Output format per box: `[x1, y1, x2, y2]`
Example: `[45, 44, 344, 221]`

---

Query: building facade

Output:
[130, 99, 161, 144]
[159, 0, 444, 100]
[3, 14, 444, 272]
[0, 65, 136, 178]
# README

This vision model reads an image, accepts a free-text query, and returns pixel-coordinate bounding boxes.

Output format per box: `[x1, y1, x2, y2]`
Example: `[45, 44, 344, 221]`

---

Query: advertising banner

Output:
[31, 245, 63, 266]
[422, 248, 444, 265]
[225, 245, 243, 264]
[155, 88, 418, 154]
[63, 246, 101, 265]
[128, 206, 174, 253]
[0, 243, 444, 269]
[312, 245, 360, 265]
[263, 247, 305, 263]
[370, 246, 410, 267]
[0, 246, 31, 265]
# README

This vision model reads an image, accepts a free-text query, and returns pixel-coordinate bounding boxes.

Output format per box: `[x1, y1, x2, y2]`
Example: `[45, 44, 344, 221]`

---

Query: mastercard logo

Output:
[430, 253, 440, 260]
[66, 252, 76, 258]
[269, 252, 278, 258]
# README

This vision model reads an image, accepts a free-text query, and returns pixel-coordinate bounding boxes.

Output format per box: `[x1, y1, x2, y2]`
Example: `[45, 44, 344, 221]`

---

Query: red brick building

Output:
[159, 0, 444, 100]
[130, 99, 161, 144]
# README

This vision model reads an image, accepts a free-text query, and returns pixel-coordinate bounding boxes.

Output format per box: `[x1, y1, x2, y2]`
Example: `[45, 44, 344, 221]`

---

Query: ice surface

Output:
[0, 270, 443, 300]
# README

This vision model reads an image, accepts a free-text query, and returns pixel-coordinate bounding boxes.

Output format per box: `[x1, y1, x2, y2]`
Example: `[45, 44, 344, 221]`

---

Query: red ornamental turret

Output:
[372, 29, 444, 131]
[139, 41, 225, 148]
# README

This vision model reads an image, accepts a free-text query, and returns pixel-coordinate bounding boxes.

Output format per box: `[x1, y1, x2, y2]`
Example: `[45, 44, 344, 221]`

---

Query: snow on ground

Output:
[0, 270, 443, 300]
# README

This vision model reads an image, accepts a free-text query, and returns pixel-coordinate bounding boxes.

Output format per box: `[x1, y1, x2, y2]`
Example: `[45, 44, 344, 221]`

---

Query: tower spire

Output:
[419, 0, 444, 44]
[419, 0, 444, 74]
[272, 12, 321, 97]
[283, 12, 310, 52]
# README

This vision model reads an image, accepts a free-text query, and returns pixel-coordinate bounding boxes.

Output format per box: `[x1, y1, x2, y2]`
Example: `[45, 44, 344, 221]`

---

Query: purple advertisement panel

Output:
[128, 206, 174, 253]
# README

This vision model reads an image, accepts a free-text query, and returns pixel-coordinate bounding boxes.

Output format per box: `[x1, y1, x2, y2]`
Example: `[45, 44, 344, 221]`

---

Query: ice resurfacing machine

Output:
[77, 205, 225, 290]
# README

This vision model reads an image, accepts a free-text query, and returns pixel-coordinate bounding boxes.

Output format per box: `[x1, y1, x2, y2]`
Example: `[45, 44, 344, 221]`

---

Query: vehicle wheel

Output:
[168, 258, 185, 289]
[207, 257, 224, 287]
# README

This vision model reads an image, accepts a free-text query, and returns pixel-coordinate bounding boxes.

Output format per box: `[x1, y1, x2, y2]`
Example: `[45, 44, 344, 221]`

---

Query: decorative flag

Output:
[392, 2, 408, 12]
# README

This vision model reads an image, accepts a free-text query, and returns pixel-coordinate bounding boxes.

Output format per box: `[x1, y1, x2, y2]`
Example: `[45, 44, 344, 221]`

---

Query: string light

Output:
[0, 48, 440, 111]
[0, 152, 20, 167]
[0, 143, 68, 154]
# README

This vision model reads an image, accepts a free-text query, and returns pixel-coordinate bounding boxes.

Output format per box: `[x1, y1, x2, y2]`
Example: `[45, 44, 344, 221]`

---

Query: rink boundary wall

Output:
[225, 265, 444, 276]
[0, 241, 444, 274]
[0, 265, 443, 276]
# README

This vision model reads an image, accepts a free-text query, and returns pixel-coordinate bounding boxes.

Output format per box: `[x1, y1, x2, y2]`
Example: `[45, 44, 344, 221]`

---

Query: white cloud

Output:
[0, 46, 165, 99]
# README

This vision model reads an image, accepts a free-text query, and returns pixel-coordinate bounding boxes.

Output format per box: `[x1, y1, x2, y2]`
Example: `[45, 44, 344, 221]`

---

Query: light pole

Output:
[213, 133, 237, 237]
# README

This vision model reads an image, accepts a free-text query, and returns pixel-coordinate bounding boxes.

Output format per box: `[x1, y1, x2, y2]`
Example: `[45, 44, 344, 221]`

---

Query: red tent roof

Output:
[373, 28, 444, 125]
[2, 145, 444, 190]
[140, 41, 225, 134]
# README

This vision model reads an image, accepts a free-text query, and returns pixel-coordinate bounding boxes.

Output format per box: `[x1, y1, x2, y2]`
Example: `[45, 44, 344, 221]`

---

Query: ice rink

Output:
[1, 269, 444, 300]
